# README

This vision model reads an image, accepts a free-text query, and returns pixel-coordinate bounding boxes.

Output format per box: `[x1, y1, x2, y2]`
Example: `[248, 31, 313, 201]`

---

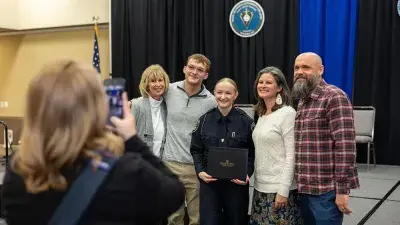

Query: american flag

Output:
[92, 23, 101, 73]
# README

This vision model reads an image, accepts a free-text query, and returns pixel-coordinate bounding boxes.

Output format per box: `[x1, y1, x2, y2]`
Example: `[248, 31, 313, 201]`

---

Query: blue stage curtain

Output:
[299, 0, 358, 100]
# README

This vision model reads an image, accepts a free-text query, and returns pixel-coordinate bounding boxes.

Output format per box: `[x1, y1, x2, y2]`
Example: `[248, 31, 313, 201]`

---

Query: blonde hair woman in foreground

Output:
[1, 59, 184, 225]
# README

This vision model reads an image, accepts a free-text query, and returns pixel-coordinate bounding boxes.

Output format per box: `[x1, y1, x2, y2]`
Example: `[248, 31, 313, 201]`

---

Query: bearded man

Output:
[292, 52, 360, 225]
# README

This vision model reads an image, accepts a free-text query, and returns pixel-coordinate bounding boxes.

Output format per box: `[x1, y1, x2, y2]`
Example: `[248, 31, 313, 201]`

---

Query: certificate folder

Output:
[206, 147, 248, 181]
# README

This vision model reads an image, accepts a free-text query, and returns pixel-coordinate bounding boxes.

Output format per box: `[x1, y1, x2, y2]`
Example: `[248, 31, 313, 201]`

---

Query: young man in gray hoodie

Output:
[163, 54, 216, 225]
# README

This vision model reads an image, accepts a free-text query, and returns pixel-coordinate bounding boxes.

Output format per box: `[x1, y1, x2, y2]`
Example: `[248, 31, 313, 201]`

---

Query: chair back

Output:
[234, 104, 255, 120]
[353, 106, 375, 138]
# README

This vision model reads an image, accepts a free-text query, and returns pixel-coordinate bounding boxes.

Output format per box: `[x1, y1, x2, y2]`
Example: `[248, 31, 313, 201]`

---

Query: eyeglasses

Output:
[186, 64, 206, 74]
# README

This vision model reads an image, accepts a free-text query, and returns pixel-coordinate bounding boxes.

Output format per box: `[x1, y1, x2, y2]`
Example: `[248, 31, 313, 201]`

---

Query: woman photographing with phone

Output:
[1, 59, 184, 225]
[190, 78, 255, 225]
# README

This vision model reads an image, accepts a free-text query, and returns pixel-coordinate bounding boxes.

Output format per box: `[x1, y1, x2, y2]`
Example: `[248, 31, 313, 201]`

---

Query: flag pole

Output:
[92, 16, 99, 25]
[92, 16, 101, 74]
[92, 16, 99, 33]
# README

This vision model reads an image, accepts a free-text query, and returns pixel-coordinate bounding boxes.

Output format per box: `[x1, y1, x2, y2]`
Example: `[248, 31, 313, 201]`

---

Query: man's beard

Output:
[292, 75, 320, 100]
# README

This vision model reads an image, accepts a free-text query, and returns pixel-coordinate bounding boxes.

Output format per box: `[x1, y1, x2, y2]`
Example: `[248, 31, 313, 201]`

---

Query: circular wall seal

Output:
[397, 0, 400, 17]
[229, 0, 265, 38]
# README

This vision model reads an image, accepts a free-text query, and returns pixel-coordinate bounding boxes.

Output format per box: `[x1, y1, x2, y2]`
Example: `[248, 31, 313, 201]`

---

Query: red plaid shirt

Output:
[294, 80, 359, 195]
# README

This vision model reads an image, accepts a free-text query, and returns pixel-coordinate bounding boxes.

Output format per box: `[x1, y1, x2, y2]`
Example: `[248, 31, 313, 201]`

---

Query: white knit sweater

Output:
[252, 106, 297, 197]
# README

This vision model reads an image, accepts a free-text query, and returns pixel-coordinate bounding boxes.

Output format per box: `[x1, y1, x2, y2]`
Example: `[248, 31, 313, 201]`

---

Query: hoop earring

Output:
[276, 93, 282, 105]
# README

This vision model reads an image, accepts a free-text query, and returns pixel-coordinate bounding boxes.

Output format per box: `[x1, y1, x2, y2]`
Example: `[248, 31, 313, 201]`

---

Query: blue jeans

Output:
[299, 190, 343, 225]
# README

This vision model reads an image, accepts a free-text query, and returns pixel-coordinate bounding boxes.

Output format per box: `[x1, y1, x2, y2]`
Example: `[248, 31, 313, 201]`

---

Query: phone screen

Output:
[104, 78, 126, 124]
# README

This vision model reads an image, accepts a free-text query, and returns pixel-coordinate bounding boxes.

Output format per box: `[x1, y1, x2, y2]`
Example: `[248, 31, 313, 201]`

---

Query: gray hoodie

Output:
[162, 81, 216, 164]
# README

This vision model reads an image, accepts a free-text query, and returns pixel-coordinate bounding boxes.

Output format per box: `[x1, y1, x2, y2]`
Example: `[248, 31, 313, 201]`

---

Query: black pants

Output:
[199, 180, 249, 225]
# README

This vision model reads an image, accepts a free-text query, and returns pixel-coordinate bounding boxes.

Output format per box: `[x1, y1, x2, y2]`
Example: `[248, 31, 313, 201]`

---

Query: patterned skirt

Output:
[249, 189, 303, 225]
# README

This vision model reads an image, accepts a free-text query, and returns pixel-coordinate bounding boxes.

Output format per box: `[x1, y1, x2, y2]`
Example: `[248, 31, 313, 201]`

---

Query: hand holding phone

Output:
[109, 92, 137, 141]
[104, 78, 136, 140]
[104, 78, 126, 123]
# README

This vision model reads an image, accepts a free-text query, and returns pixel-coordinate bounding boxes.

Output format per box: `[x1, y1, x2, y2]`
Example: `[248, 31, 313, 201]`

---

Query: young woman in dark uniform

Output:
[190, 78, 255, 225]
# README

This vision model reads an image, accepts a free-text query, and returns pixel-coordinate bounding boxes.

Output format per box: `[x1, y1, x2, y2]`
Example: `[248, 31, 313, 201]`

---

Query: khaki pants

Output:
[165, 161, 200, 225]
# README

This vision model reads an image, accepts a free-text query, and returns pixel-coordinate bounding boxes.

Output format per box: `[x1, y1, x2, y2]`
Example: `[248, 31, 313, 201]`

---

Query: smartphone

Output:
[104, 78, 126, 124]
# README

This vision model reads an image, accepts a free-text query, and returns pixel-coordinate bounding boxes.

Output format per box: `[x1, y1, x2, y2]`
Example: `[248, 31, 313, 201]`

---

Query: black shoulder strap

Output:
[48, 151, 118, 225]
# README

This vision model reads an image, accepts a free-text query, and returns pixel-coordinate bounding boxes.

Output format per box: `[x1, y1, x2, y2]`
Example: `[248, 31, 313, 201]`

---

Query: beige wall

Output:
[0, 28, 110, 117]
[18, 0, 110, 29]
[0, 0, 19, 29]
[0, 0, 109, 30]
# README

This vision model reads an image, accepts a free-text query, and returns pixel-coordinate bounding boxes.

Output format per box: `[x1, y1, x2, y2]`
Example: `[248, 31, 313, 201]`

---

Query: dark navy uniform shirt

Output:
[190, 107, 255, 178]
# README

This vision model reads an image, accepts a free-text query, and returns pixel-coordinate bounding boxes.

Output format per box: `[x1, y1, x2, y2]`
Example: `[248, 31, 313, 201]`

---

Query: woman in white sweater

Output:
[249, 67, 303, 225]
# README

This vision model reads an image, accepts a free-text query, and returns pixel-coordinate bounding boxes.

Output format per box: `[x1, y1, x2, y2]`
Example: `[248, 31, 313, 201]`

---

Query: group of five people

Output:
[130, 52, 359, 225]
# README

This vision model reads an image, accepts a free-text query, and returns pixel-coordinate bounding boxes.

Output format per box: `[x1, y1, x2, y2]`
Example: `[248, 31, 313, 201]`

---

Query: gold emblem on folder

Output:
[220, 160, 235, 168]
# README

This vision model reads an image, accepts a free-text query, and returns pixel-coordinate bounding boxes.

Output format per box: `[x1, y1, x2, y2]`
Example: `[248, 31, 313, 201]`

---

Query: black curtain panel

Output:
[353, 0, 400, 165]
[111, 0, 299, 104]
